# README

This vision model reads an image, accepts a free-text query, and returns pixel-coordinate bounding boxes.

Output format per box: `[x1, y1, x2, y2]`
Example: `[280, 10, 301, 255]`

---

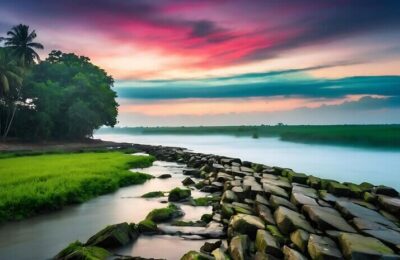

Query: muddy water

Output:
[0, 160, 212, 260]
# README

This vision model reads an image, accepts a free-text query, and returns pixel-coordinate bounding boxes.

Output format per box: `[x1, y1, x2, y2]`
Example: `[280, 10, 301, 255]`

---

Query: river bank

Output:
[54, 143, 400, 259]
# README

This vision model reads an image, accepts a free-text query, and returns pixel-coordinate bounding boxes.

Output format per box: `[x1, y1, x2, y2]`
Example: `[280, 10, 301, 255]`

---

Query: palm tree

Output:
[3, 24, 44, 66]
[0, 48, 23, 139]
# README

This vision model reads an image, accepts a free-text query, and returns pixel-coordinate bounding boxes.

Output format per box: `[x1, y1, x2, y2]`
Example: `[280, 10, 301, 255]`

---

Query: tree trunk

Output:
[3, 104, 16, 140]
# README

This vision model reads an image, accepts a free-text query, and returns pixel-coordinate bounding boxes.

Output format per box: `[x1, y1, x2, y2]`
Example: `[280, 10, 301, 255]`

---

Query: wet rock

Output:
[168, 187, 191, 202]
[211, 248, 230, 260]
[182, 177, 195, 186]
[255, 194, 270, 207]
[229, 214, 265, 239]
[229, 235, 249, 260]
[302, 205, 356, 233]
[158, 174, 172, 179]
[327, 182, 351, 196]
[338, 232, 398, 259]
[201, 184, 223, 193]
[307, 234, 343, 260]
[146, 203, 184, 223]
[159, 221, 225, 238]
[54, 241, 111, 260]
[141, 191, 164, 198]
[318, 190, 338, 203]
[336, 200, 397, 228]
[375, 186, 399, 197]
[363, 228, 400, 248]
[287, 172, 308, 185]
[200, 240, 222, 254]
[85, 222, 137, 248]
[222, 190, 238, 203]
[269, 195, 297, 211]
[255, 229, 282, 257]
[291, 192, 318, 207]
[292, 184, 318, 199]
[183, 169, 201, 178]
[137, 219, 158, 234]
[255, 203, 275, 225]
[350, 198, 377, 210]
[274, 206, 315, 234]
[344, 183, 363, 197]
[378, 195, 400, 216]
[290, 229, 309, 253]
[282, 246, 308, 260]
[181, 250, 213, 260]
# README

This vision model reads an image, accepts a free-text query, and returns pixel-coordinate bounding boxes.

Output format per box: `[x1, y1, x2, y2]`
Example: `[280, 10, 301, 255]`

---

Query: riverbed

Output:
[0, 160, 213, 260]
[96, 133, 400, 190]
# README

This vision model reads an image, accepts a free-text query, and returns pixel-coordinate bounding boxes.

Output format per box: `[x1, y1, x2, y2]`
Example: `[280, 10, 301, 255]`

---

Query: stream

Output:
[0, 158, 216, 260]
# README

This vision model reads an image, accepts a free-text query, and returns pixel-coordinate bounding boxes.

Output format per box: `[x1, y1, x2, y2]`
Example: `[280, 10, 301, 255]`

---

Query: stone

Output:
[255, 203, 276, 225]
[255, 229, 282, 257]
[256, 194, 270, 206]
[290, 229, 309, 253]
[212, 248, 230, 260]
[229, 235, 249, 260]
[181, 250, 212, 260]
[269, 195, 297, 211]
[183, 168, 201, 178]
[262, 179, 292, 191]
[307, 176, 322, 189]
[141, 191, 164, 198]
[282, 246, 308, 260]
[229, 214, 265, 239]
[363, 192, 377, 203]
[336, 200, 397, 228]
[182, 177, 195, 186]
[221, 203, 235, 219]
[345, 183, 363, 197]
[266, 225, 286, 244]
[363, 228, 400, 248]
[327, 182, 351, 196]
[168, 187, 191, 202]
[274, 206, 315, 234]
[338, 232, 398, 259]
[212, 163, 225, 172]
[302, 205, 356, 233]
[146, 203, 184, 223]
[137, 219, 158, 234]
[318, 190, 338, 203]
[232, 186, 245, 200]
[85, 222, 137, 248]
[287, 172, 308, 184]
[291, 192, 318, 207]
[292, 185, 318, 199]
[222, 190, 239, 203]
[307, 234, 343, 260]
[375, 186, 399, 197]
[254, 252, 280, 260]
[378, 195, 400, 216]
[55, 241, 111, 260]
[200, 240, 222, 254]
[350, 198, 377, 210]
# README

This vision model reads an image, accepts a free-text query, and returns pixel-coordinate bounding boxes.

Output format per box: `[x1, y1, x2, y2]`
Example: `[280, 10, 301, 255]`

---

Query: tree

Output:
[13, 51, 118, 140]
[3, 24, 44, 66]
[0, 48, 24, 139]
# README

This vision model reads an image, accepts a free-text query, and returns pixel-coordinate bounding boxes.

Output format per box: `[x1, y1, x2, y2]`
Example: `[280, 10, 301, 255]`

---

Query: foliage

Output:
[2, 24, 44, 66]
[13, 50, 118, 139]
[0, 152, 154, 222]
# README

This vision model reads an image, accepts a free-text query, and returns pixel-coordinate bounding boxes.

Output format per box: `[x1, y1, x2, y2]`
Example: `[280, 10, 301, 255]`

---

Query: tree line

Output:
[0, 24, 118, 140]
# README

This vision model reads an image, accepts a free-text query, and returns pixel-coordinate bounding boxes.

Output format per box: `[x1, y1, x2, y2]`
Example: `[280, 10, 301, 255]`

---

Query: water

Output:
[96, 133, 400, 190]
[0, 161, 212, 260]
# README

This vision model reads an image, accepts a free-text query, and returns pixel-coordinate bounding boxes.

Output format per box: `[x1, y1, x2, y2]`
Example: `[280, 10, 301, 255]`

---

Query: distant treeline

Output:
[98, 125, 400, 148]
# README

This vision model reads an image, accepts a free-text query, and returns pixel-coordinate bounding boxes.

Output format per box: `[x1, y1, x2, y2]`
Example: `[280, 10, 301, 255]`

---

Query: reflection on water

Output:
[0, 161, 211, 260]
[96, 133, 400, 190]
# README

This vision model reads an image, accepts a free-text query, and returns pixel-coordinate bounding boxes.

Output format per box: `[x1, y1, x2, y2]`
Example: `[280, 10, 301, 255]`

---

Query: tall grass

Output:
[0, 152, 154, 222]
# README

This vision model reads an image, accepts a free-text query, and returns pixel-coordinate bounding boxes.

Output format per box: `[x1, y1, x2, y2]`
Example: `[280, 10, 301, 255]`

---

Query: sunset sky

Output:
[1, 0, 400, 125]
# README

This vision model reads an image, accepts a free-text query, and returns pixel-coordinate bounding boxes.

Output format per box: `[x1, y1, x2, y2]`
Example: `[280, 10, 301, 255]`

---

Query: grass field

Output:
[98, 125, 400, 148]
[0, 152, 154, 222]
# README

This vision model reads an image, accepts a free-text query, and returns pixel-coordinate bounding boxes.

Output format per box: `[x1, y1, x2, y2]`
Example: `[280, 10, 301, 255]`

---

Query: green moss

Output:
[266, 225, 286, 244]
[221, 203, 234, 218]
[0, 152, 154, 222]
[201, 214, 213, 223]
[137, 219, 158, 233]
[168, 187, 191, 202]
[363, 192, 376, 203]
[54, 241, 111, 260]
[141, 191, 164, 198]
[181, 250, 210, 260]
[192, 196, 220, 206]
[252, 164, 264, 173]
[145, 203, 183, 223]
[171, 220, 206, 227]
[307, 176, 321, 189]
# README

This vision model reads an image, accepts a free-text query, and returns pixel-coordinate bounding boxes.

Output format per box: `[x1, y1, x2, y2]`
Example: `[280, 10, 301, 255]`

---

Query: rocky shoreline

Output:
[56, 143, 400, 260]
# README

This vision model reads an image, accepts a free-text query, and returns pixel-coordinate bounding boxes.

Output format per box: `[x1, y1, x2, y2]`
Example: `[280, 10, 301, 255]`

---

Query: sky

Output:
[1, 0, 400, 126]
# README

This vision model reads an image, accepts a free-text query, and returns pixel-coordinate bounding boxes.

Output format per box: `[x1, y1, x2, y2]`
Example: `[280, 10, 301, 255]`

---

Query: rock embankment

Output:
[135, 144, 400, 260]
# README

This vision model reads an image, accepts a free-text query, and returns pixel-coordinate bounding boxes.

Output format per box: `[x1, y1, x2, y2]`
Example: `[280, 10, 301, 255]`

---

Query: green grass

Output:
[0, 152, 154, 222]
[98, 125, 400, 148]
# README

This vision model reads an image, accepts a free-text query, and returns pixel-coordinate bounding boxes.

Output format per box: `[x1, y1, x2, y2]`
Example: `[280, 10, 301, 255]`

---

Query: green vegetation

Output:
[54, 241, 111, 260]
[168, 187, 191, 202]
[145, 203, 183, 223]
[192, 196, 221, 206]
[0, 152, 154, 222]
[141, 191, 165, 198]
[1, 24, 118, 140]
[137, 219, 158, 233]
[98, 125, 400, 148]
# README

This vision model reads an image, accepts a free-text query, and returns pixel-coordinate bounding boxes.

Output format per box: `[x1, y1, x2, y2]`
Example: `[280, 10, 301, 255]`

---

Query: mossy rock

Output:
[320, 179, 338, 190]
[137, 219, 158, 234]
[252, 164, 264, 173]
[180, 250, 210, 260]
[54, 241, 111, 260]
[141, 191, 164, 198]
[344, 183, 363, 197]
[327, 181, 350, 196]
[146, 203, 184, 223]
[201, 214, 213, 223]
[229, 214, 265, 239]
[85, 222, 137, 248]
[168, 187, 191, 202]
[266, 225, 287, 245]
[171, 220, 206, 227]
[287, 172, 308, 184]
[192, 196, 220, 206]
[363, 192, 377, 203]
[221, 203, 235, 219]
[195, 181, 206, 190]
[359, 182, 374, 192]
[307, 176, 321, 189]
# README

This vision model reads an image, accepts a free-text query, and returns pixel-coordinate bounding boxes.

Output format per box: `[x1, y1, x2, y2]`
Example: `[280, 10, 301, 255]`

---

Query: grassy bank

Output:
[0, 152, 154, 222]
[98, 125, 400, 148]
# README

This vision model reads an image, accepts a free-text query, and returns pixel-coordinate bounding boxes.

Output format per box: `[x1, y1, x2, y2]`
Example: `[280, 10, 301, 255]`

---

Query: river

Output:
[96, 133, 400, 190]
